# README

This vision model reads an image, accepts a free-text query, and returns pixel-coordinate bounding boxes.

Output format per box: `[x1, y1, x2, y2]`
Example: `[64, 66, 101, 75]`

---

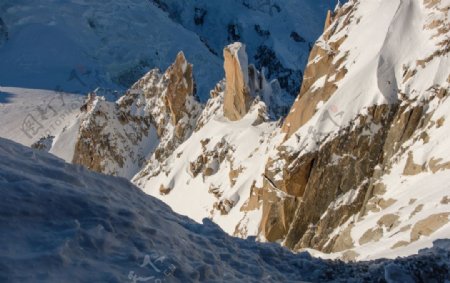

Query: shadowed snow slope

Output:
[1, 137, 450, 282]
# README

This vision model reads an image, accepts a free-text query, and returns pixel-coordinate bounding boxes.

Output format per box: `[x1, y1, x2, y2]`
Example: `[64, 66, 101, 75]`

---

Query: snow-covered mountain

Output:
[0, 0, 333, 103]
[1, 0, 450, 265]
[1, 137, 450, 282]
[261, 0, 450, 260]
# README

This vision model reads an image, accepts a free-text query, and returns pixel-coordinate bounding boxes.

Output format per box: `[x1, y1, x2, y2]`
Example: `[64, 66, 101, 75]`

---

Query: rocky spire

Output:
[164, 51, 195, 126]
[223, 42, 254, 121]
[222, 42, 281, 121]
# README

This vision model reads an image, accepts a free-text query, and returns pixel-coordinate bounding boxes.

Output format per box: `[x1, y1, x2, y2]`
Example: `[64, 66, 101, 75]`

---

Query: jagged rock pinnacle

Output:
[223, 42, 253, 121]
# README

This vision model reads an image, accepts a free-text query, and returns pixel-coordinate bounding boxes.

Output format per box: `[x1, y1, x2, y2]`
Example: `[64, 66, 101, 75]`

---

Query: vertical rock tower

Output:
[223, 43, 253, 121]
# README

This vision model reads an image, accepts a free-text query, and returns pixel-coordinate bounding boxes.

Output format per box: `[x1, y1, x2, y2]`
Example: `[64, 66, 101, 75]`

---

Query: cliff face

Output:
[255, 0, 450, 259]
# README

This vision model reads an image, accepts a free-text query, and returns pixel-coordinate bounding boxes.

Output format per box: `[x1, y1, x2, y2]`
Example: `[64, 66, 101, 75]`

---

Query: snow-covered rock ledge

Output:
[0, 137, 449, 282]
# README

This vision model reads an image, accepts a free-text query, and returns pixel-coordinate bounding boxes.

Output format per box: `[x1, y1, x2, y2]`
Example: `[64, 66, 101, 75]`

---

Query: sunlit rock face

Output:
[222, 42, 285, 121]
[223, 42, 253, 121]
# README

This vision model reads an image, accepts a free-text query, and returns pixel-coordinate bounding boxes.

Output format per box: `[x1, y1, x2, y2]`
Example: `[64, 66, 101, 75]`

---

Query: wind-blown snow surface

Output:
[1, 137, 450, 283]
[0, 0, 333, 100]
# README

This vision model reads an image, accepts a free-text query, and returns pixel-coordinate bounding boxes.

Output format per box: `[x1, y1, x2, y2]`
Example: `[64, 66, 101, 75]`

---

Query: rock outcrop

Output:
[259, 104, 398, 248]
[72, 52, 201, 178]
[222, 42, 286, 120]
[323, 10, 334, 32]
[132, 60, 277, 236]
[164, 52, 196, 127]
[31, 135, 55, 152]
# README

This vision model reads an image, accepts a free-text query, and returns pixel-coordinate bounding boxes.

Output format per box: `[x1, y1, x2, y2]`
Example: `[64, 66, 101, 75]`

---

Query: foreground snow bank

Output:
[0, 137, 449, 283]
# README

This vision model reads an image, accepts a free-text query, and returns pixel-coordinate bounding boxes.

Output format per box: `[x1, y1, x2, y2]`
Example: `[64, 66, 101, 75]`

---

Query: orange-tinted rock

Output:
[164, 51, 195, 126]
[223, 43, 253, 121]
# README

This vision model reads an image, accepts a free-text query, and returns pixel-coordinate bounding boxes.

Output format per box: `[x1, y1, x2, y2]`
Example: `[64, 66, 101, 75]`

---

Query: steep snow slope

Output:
[0, 0, 333, 100]
[1, 137, 450, 282]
